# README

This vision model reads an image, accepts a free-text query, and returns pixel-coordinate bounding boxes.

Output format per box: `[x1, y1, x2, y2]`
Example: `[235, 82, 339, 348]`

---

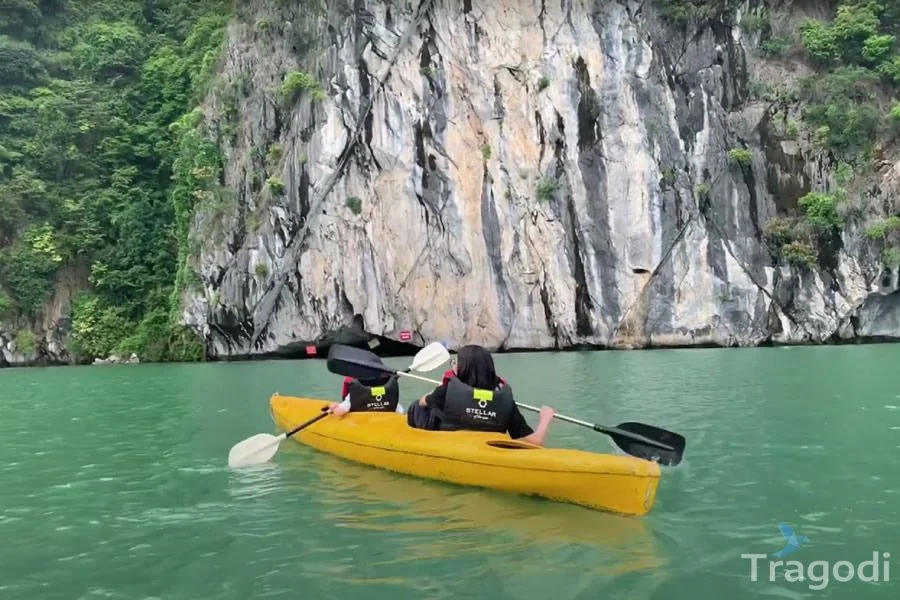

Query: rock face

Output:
[181, 0, 898, 355]
[1, 263, 82, 367]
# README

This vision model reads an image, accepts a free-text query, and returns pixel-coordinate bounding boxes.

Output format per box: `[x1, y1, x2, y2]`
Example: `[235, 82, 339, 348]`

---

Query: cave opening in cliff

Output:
[264, 335, 423, 361]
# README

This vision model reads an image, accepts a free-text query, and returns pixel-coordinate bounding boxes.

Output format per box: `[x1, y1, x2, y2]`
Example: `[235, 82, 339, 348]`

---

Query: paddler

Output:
[328, 372, 406, 416]
[408, 344, 555, 446]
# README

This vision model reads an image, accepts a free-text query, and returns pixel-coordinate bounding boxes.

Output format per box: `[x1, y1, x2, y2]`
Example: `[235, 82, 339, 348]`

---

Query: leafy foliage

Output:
[798, 2, 900, 162]
[0, 0, 231, 360]
[798, 191, 844, 233]
[727, 148, 753, 166]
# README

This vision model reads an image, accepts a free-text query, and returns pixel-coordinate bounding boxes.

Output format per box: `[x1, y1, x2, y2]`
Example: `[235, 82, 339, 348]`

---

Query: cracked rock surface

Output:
[180, 0, 900, 357]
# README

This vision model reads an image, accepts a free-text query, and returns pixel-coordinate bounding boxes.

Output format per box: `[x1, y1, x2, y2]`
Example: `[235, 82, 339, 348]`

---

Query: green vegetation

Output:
[865, 215, 900, 239]
[798, 191, 844, 233]
[797, 2, 900, 163]
[727, 148, 753, 166]
[537, 178, 558, 201]
[480, 144, 492, 160]
[764, 189, 849, 269]
[0, 0, 232, 362]
[764, 217, 818, 269]
[267, 177, 285, 195]
[15, 329, 37, 354]
[345, 196, 362, 215]
[537, 76, 550, 92]
[281, 70, 326, 105]
[742, 11, 769, 33]
[254, 263, 268, 278]
[791, 2, 900, 268]
[780, 240, 820, 269]
[661, 166, 677, 186]
[759, 37, 793, 57]
[865, 215, 900, 268]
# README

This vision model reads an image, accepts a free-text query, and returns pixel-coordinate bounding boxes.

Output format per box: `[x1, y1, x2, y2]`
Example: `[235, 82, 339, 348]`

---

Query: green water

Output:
[1, 346, 899, 599]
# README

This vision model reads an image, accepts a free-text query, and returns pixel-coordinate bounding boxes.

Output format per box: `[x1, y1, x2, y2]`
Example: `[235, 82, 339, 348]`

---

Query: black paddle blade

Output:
[602, 422, 686, 467]
[326, 344, 394, 379]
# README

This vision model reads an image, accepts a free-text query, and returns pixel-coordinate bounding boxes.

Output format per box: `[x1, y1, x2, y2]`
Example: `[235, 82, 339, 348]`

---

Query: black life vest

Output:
[347, 376, 400, 412]
[439, 376, 515, 432]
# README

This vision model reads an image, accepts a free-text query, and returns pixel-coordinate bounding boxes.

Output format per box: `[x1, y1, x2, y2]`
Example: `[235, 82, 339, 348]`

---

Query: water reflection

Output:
[275, 443, 667, 580]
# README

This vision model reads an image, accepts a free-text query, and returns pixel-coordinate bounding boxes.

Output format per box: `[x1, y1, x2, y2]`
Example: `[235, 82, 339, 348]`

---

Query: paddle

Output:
[227, 341, 451, 468]
[514, 404, 686, 466]
[325, 344, 686, 466]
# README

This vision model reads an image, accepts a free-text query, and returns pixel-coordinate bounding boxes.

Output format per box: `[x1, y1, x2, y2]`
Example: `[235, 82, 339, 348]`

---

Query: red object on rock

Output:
[398, 330, 412, 341]
[306, 345, 317, 356]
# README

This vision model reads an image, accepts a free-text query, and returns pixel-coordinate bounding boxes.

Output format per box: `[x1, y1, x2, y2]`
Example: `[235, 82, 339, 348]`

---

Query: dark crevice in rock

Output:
[492, 74, 505, 121]
[419, 32, 431, 70]
[298, 165, 311, 224]
[535, 110, 546, 164]
[216, 304, 255, 350]
[549, 109, 593, 337]
[817, 230, 843, 275]
[539, 278, 559, 348]
[538, 0, 547, 41]
[739, 163, 761, 237]
[357, 58, 376, 166]
[574, 56, 601, 151]
[480, 164, 515, 340]
[571, 47, 622, 327]
[759, 109, 810, 212]
[336, 280, 354, 320]
[413, 122, 430, 227]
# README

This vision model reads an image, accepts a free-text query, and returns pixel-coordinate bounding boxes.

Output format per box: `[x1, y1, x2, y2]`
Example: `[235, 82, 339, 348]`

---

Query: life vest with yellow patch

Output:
[440, 376, 515, 432]
[347, 376, 400, 412]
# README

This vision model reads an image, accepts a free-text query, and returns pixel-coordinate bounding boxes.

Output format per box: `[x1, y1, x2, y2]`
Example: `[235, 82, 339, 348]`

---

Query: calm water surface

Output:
[1, 345, 899, 599]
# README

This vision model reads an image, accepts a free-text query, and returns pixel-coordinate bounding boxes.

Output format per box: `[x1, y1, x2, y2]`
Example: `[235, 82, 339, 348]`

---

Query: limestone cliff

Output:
[12, 0, 897, 366]
[172, 0, 900, 358]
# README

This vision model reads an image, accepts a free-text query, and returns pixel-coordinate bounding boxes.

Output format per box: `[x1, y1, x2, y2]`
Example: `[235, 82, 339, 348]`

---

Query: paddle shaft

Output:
[388, 370, 675, 452]
[515, 402, 674, 451]
[284, 406, 330, 438]
[384, 371, 673, 450]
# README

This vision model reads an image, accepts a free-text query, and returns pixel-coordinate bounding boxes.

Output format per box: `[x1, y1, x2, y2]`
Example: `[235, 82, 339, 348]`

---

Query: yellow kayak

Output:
[269, 394, 662, 517]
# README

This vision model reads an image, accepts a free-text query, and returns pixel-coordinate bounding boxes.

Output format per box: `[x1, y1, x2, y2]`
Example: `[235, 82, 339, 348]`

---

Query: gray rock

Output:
[173, 0, 900, 357]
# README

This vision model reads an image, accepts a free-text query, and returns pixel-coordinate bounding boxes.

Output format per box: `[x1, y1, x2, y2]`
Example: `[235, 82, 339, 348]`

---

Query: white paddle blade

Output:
[227, 433, 286, 468]
[410, 341, 450, 372]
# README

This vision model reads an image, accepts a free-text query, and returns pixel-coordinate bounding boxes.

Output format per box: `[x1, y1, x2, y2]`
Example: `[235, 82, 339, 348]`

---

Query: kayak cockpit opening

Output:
[485, 440, 540, 450]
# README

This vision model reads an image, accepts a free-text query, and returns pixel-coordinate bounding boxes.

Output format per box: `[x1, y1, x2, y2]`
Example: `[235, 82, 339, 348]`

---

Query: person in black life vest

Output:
[407, 344, 555, 446]
[328, 372, 405, 417]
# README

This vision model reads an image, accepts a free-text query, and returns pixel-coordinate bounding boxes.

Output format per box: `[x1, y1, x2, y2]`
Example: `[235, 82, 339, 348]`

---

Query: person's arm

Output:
[511, 405, 555, 446]
[418, 384, 447, 408]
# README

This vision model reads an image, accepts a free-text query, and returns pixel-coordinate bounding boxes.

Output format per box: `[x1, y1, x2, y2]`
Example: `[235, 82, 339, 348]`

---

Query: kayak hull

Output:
[269, 394, 661, 516]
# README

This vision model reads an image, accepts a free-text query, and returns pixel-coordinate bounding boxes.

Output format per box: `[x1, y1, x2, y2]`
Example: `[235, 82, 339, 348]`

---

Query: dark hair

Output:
[454, 345, 500, 389]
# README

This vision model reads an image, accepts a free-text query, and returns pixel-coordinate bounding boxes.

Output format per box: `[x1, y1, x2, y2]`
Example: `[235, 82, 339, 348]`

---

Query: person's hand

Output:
[539, 406, 555, 423]
[329, 402, 349, 417]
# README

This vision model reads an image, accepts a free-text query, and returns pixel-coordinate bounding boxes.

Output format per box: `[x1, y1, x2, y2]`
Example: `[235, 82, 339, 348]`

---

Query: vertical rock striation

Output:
[176, 0, 900, 357]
